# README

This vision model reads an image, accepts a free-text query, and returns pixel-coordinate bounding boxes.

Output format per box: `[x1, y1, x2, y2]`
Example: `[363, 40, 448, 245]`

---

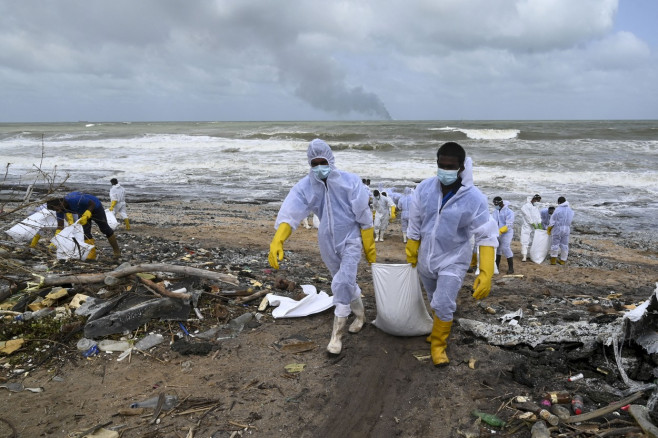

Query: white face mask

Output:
[437, 168, 459, 186]
[312, 165, 331, 180]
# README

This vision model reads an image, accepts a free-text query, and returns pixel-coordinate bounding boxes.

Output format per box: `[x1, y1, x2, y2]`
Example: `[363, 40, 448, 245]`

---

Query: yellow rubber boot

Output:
[550, 257, 557, 265]
[85, 238, 97, 260]
[30, 234, 41, 248]
[124, 218, 131, 230]
[557, 259, 565, 265]
[430, 315, 452, 367]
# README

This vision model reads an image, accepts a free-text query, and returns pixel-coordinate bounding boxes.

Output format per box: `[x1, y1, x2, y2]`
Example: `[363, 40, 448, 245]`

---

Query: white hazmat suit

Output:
[493, 202, 515, 258]
[274, 140, 373, 318]
[407, 158, 499, 322]
[109, 183, 129, 220]
[549, 201, 574, 262]
[396, 187, 413, 242]
[520, 197, 542, 260]
[372, 193, 394, 241]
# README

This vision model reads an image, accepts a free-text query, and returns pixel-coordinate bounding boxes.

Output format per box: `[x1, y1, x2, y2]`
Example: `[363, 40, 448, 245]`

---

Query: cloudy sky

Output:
[1, 0, 656, 122]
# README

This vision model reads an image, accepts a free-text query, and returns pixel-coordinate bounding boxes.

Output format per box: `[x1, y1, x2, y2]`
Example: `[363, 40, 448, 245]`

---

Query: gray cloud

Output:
[0, 0, 655, 121]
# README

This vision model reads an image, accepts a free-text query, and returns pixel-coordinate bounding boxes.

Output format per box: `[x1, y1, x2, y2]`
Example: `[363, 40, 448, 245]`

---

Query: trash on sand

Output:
[83, 297, 190, 338]
[471, 410, 506, 427]
[284, 363, 306, 373]
[458, 317, 619, 350]
[171, 339, 213, 356]
[267, 285, 333, 318]
[273, 335, 317, 353]
[568, 373, 584, 382]
[0, 339, 24, 355]
[228, 312, 253, 332]
[98, 340, 131, 352]
[412, 351, 431, 362]
[0, 382, 44, 393]
[69, 293, 90, 309]
[134, 333, 165, 350]
[130, 394, 179, 410]
[468, 358, 477, 369]
[500, 308, 523, 326]
[371, 263, 433, 336]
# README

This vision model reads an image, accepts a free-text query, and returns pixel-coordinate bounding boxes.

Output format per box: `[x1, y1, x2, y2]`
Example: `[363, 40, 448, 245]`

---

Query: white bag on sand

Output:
[50, 223, 94, 260]
[267, 285, 334, 318]
[5, 209, 57, 242]
[372, 263, 433, 336]
[312, 214, 320, 229]
[105, 209, 119, 230]
[530, 229, 551, 264]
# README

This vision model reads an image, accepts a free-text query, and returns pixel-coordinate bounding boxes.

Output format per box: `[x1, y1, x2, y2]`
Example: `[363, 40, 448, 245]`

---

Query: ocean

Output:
[1, 120, 657, 245]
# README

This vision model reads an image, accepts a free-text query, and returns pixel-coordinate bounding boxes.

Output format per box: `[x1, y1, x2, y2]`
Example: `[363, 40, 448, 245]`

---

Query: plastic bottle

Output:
[76, 338, 97, 351]
[568, 373, 584, 382]
[130, 394, 179, 410]
[550, 404, 571, 421]
[537, 409, 559, 426]
[134, 334, 164, 351]
[542, 391, 570, 405]
[531, 420, 550, 438]
[228, 312, 253, 332]
[472, 410, 506, 427]
[571, 394, 584, 415]
[15, 308, 55, 321]
[98, 340, 131, 352]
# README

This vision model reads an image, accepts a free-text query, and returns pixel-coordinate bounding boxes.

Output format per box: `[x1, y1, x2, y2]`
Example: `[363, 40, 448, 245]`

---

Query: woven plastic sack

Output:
[372, 263, 433, 336]
[530, 229, 551, 264]
[105, 209, 119, 230]
[6, 209, 57, 242]
[50, 223, 94, 260]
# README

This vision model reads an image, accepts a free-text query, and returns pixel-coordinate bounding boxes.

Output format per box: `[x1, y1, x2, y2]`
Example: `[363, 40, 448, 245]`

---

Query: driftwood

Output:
[41, 263, 239, 287]
[628, 404, 658, 438]
[139, 276, 191, 300]
[564, 391, 644, 423]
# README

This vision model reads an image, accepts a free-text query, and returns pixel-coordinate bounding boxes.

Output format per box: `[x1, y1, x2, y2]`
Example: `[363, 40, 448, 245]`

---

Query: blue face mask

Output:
[495, 205, 502, 210]
[312, 165, 331, 180]
[437, 168, 459, 186]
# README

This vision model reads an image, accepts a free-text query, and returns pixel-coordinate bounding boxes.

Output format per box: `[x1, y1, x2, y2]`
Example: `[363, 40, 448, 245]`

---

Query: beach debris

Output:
[267, 284, 333, 318]
[284, 363, 306, 373]
[0, 339, 24, 355]
[499, 308, 523, 326]
[458, 317, 620, 349]
[171, 338, 213, 356]
[273, 335, 317, 353]
[628, 404, 658, 437]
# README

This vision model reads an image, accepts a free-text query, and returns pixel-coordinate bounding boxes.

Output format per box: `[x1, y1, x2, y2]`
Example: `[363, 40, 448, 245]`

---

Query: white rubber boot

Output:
[327, 316, 348, 355]
[374, 230, 380, 242]
[348, 297, 365, 333]
[402, 232, 407, 243]
[521, 247, 527, 262]
[379, 231, 385, 241]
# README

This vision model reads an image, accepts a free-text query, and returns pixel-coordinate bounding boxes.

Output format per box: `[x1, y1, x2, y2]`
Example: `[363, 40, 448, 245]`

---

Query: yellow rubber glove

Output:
[498, 225, 508, 234]
[268, 223, 292, 269]
[473, 246, 494, 300]
[360, 227, 376, 263]
[390, 205, 396, 220]
[109, 200, 117, 211]
[405, 238, 420, 267]
[547, 226, 553, 235]
[78, 210, 92, 226]
[66, 213, 74, 226]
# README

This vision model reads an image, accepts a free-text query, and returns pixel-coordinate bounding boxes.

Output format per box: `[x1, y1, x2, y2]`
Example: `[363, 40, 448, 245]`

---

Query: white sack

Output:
[5, 209, 57, 242]
[372, 263, 433, 336]
[529, 229, 551, 264]
[312, 214, 320, 229]
[105, 209, 119, 230]
[267, 284, 333, 318]
[50, 223, 94, 260]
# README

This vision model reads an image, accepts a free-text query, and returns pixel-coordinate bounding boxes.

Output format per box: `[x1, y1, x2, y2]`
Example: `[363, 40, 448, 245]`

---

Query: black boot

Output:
[506, 257, 514, 274]
[495, 255, 501, 269]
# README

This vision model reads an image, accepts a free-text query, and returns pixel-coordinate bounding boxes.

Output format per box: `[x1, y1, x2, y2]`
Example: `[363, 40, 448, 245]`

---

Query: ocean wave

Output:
[430, 126, 520, 140]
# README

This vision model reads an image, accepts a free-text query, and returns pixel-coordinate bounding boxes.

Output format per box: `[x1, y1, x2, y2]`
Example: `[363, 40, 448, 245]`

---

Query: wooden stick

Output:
[41, 263, 239, 287]
[628, 405, 658, 438]
[234, 289, 270, 304]
[564, 391, 644, 423]
[139, 277, 191, 300]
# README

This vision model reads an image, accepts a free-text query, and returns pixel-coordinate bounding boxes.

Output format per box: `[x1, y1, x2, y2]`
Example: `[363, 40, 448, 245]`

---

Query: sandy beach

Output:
[1, 199, 658, 437]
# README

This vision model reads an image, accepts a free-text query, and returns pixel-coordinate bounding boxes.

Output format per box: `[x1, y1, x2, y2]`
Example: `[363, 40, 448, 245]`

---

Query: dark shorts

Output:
[83, 207, 114, 240]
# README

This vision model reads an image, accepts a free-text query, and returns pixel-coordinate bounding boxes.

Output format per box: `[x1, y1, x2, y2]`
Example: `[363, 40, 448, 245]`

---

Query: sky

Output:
[0, 0, 656, 122]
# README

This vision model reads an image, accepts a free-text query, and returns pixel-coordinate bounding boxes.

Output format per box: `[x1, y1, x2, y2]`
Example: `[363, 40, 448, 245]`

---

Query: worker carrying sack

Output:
[371, 263, 433, 336]
[529, 229, 551, 264]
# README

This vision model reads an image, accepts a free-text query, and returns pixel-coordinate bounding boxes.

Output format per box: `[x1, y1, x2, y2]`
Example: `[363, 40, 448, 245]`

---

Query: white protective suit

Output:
[274, 139, 373, 318]
[520, 197, 542, 256]
[109, 183, 129, 220]
[549, 201, 574, 261]
[407, 158, 499, 321]
[493, 202, 515, 258]
[396, 187, 413, 234]
[540, 208, 552, 230]
[373, 194, 394, 233]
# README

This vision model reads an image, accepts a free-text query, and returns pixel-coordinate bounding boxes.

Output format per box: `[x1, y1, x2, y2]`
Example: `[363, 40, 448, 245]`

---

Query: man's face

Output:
[310, 158, 329, 167]
[437, 155, 463, 172]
